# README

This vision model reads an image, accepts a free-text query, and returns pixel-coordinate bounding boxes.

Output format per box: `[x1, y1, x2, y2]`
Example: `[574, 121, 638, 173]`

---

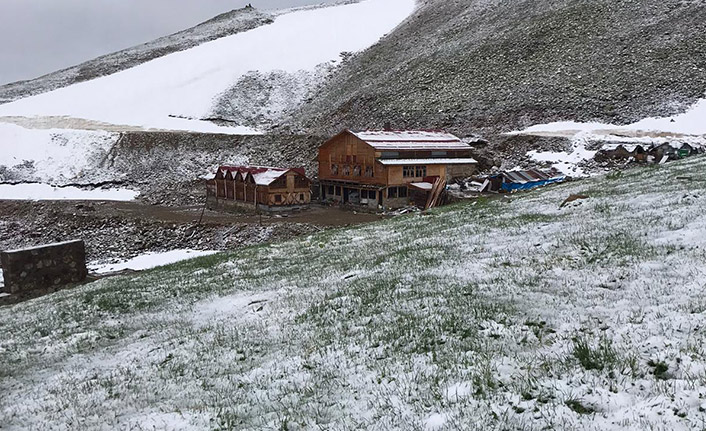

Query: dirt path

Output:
[0, 200, 386, 264]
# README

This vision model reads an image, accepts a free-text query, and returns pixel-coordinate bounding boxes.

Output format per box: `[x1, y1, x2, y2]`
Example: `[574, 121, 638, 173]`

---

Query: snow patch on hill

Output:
[0, 0, 416, 134]
[0, 123, 119, 184]
[517, 95, 706, 137]
[515, 96, 706, 175]
[0, 183, 139, 201]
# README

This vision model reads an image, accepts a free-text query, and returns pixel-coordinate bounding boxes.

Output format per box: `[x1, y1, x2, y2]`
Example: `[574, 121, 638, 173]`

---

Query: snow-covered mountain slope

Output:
[0, 0, 416, 135]
[0, 7, 273, 105]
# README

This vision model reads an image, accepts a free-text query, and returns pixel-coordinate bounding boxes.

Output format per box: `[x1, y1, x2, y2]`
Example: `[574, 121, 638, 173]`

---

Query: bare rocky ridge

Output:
[0, 7, 274, 104]
[291, 0, 706, 140]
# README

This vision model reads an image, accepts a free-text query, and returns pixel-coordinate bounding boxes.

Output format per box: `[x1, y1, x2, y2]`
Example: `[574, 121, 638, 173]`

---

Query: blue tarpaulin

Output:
[500, 177, 565, 192]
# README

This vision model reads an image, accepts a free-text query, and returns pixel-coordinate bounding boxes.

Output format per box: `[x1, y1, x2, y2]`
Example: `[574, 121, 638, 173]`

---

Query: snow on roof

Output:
[4, 240, 84, 254]
[377, 158, 478, 166]
[351, 130, 471, 150]
[500, 169, 564, 184]
[218, 165, 306, 186]
[408, 182, 433, 191]
[601, 144, 648, 152]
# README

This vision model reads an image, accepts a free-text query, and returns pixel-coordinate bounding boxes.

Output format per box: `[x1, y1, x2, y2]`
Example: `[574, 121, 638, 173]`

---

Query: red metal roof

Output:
[216, 165, 307, 186]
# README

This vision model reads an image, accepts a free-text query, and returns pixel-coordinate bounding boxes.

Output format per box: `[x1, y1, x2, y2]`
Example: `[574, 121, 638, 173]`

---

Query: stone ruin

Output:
[0, 240, 88, 295]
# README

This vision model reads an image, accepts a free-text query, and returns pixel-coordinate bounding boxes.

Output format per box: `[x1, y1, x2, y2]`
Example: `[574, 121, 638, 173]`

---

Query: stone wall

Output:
[0, 240, 87, 294]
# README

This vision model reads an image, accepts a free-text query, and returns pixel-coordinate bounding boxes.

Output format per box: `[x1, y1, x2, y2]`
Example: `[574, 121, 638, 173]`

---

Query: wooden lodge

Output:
[206, 165, 312, 211]
[318, 129, 477, 209]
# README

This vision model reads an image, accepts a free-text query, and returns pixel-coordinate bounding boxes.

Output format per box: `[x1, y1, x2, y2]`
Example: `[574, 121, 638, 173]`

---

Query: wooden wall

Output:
[386, 165, 446, 186]
[318, 133, 385, 185]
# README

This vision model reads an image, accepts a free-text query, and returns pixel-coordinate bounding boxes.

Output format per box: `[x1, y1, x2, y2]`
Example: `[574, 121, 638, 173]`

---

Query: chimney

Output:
[383, 121, 392, 131]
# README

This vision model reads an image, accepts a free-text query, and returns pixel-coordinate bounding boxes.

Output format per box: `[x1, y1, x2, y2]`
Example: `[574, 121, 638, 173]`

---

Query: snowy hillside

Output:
[2, 155, 706, 429]
[0, 7, 274, 105]
[0, 0, 416, 134]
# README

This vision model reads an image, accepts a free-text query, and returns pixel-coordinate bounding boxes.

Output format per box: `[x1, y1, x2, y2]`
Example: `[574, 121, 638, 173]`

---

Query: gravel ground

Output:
[0, 200, 383, 265]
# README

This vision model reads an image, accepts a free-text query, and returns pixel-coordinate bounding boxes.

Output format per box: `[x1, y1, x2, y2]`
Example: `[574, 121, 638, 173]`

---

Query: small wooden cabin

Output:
[318, 129, 477, 209]
[207, 166, 311, 211]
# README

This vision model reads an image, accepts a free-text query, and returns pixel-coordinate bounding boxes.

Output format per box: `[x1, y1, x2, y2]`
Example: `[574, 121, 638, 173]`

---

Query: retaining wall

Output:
[0, 240, 87, 294]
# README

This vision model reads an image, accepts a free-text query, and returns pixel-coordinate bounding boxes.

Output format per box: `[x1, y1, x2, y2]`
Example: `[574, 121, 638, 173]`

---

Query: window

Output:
[343, 165, 351, 176]
[331, 164, 339, 175]
[365, 166, 374, 177]
[361, 190, 375, 199]
[381, 151, 400, 159]
[432, 151, 447, 157]
[275, 194, 282, 203]
[328, 185, 334, 195]
[387, 187, 408, 199]
[299, 193, 305, 200]
[335, 186, 341, 196]
[403, 165, 427, 178]
[353, 165, 361, 176]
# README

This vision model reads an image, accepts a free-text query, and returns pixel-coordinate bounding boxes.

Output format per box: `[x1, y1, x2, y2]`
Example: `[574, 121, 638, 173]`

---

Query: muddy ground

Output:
[0, 200, 384, 266]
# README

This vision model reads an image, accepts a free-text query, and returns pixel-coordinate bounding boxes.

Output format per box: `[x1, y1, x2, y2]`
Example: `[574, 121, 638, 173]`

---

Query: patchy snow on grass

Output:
[89, 249, 219, 274]
[0, 0, 416, 134]
[2, 156, 706, 429]
[0, 183, 139, 201]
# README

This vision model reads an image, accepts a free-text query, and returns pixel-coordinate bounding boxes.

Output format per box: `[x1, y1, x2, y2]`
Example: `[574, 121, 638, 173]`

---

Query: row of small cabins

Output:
[597, 141, 703, 163]
[207, 129, 479, 211]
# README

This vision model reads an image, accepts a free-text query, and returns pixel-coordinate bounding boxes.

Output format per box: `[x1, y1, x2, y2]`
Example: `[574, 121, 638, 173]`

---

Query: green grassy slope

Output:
[1, 156, 706, 429]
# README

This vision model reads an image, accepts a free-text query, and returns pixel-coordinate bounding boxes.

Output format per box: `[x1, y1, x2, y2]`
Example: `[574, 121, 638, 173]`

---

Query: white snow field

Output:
[0, 122, 120, 182]
[0, 183, 138, 201]
[89, 250, 219, 274]
[1, 155, 706, 429]
[517, 96, 706, 137]
[514, 96, 706, 175]
[0, 0, 416, 134]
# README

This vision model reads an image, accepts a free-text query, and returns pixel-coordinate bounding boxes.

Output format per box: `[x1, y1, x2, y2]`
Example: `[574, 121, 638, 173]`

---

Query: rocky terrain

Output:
[0, 7, 273, 105]
[0, 200, 381, 265]
[292, 0, 706, 139]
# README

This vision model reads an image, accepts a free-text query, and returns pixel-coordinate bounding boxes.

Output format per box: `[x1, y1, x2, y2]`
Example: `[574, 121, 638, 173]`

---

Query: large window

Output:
[365, 166, 374, 177]
[403, 165, 427, 178]
[360, 190, 376, 199]
[331, 164, 339, 175]
[387, 187, 408, 199]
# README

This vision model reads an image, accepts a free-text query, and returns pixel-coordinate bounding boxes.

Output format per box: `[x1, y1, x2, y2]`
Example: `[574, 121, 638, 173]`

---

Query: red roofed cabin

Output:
[207, 166, 312, 211]
[318, 129, 477, 209]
